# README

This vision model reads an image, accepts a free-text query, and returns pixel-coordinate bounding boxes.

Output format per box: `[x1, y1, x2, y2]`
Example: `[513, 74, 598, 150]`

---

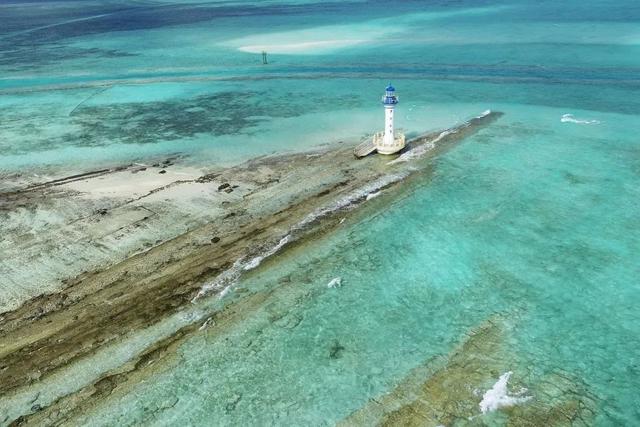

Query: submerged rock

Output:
[340, 316, 596, 426]
[224, 393, 242, 413]
[329, 340, 346, 359]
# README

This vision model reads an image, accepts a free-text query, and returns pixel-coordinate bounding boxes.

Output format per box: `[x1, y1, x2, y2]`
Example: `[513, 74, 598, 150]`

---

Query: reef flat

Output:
[340, 315, 596, 426]
[0, 112, 502, 425]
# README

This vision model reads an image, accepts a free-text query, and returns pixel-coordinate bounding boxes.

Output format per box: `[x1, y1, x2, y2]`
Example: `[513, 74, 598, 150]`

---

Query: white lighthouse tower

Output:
[373, 83, 405, 155]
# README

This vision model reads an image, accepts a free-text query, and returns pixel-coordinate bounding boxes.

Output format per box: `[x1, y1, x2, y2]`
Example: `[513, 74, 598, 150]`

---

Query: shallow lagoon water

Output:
[71, 105, 640, 425]
[1, 0, 640, 424]
[2, 0, 639, 172]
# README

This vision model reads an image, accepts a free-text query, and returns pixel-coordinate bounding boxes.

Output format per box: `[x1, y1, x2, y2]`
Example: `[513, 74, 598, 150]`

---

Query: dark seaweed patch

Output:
[1, 89, 364, 154]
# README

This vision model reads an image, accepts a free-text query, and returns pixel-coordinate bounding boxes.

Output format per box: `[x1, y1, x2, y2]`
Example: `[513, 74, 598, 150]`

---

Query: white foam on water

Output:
[298, 172, 409, 228]
[327, 277, 342, 288]
[191, 234, 292, 303]
[243, 235, 291, 271]
[561, 114, 600, 125]
[387, 130, 453, 165]
[198, 317, 214, 331]
[218, 284, 233, 299]
[479, 371, 532, 414]
[193, 172, 409, 301]
[388, 109, 491, 166]
[191, 258, 245, 303]
[366, 190, 381, 201]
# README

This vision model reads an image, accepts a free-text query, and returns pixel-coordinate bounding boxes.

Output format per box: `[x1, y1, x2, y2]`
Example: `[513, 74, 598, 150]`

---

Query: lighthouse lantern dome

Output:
[382, 82, 398, 106]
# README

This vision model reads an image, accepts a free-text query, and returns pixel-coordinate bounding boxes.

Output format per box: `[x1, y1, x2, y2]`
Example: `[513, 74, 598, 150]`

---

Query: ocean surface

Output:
[2, 0, 640, 425]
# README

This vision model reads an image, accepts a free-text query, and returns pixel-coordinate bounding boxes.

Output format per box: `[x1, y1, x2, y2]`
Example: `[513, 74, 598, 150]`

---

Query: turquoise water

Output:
[2, 0, 640, 424]
[2, 0, 639, 170]
[74, 105, 640, 425]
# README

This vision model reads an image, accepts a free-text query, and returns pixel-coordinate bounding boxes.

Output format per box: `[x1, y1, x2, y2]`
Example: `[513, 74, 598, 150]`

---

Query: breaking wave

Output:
[327, 277, 342, 288]
[191, 258, 245, 303]
[192, 172, 409, 302]
[243, 235, 291, 271]
[191, 235, 292, 303]
[192, 110, 499, 303]
[387, 129, 454, 165]
[365, 190, 381, 200]
[297, 172, 409, 229]
[561, 114, 600, 125]
[479, 371, 532, 414]
[388, 110, 490, 165]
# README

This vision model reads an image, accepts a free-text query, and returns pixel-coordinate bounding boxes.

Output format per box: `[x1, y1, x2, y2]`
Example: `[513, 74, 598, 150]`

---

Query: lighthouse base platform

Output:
[374, 131, 406, 155]
[354, 132, 406, 157]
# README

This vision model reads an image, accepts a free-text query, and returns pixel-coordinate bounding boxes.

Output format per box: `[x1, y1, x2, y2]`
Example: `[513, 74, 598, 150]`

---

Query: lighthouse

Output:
[373, 83, 406, 155]
[353, 83, 407, 157]
[383, 83, 397, 145]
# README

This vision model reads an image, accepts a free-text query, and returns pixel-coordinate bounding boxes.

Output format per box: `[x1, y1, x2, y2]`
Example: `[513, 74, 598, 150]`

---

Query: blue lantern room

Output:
[383, 83, 398, 105]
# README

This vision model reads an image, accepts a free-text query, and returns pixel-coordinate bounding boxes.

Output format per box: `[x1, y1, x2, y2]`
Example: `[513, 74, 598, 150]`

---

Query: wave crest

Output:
[479, 371, 532, 414]
[192, 172, 408, 302]
[561, 114, 600, 125]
